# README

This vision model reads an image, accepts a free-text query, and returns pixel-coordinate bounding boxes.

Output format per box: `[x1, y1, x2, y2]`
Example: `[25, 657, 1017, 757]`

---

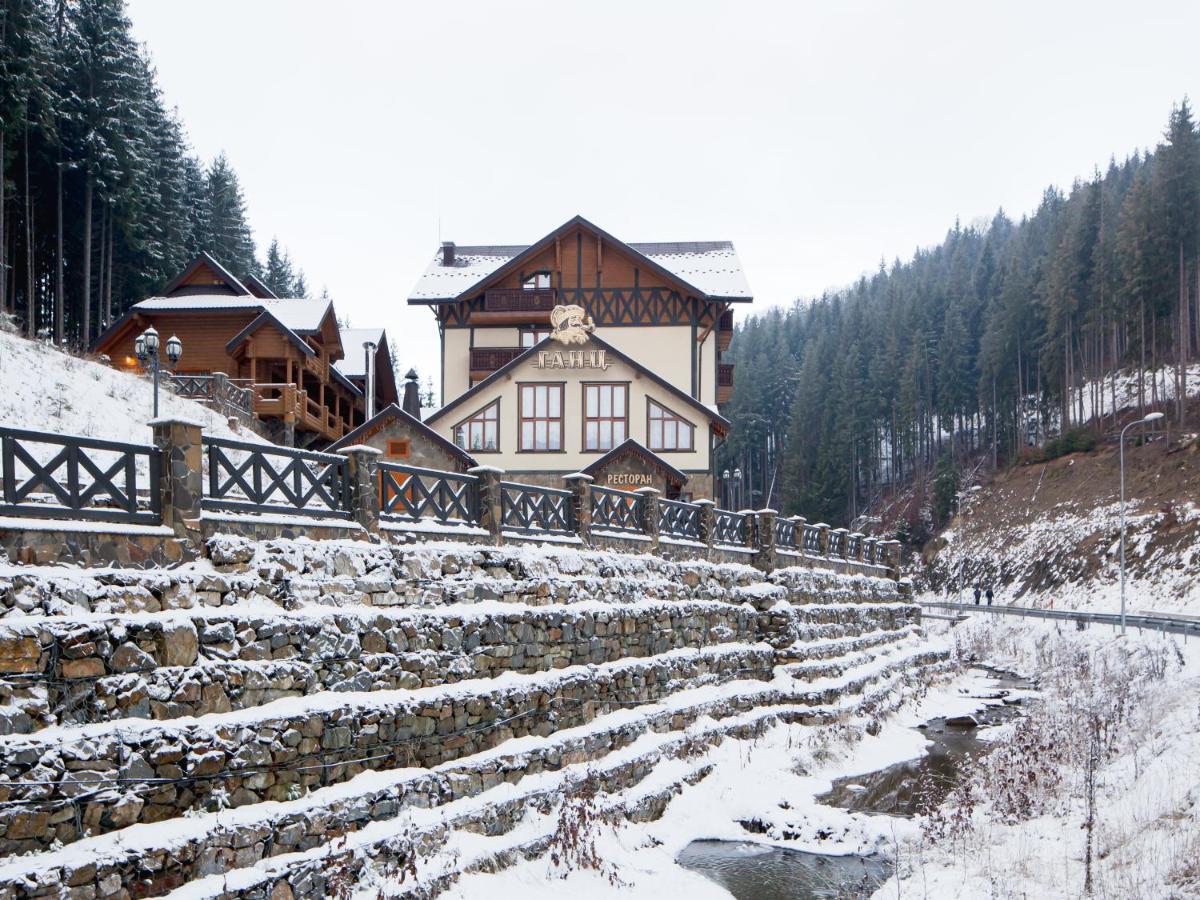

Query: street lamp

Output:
[733, 467, 743, 510]
[1119, 410, 1164, 635]
[722, 469, 730, 509]
[135, 326, 182, 417]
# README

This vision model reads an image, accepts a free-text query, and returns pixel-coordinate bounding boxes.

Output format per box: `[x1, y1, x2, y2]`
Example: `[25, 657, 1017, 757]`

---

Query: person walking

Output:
[985, 586, 994, 606]
[973, 585, 981, 605]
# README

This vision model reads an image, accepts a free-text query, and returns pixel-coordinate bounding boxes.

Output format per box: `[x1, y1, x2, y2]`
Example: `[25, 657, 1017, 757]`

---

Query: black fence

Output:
[500, 481, 575, 535]
[379, 463, 480, 525]
[775, 516, 799, 550]
[712, 509, 749, 546]
[802, 524, 822, 554]
[659, 497, 702, 541]
[591, 486, 644, 535]
[203, 437, 350, 518]
[0, 426, 161, 525]
[167, 374, 213, 401]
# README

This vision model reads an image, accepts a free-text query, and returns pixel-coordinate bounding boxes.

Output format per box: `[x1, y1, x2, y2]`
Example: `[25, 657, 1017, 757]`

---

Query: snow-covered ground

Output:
[0, 328, 264, 445]
[879, 614, 1200, 899]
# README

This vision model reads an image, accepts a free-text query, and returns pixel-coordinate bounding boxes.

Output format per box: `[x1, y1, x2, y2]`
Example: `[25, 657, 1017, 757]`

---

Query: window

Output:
[522, 271, 551, 290]
[453, 399, 499, 452]
[583, 383, 628, 452]
[519, 383, 563, 451]
[521, 328, 552, 348]
[647, 398, 695, 451]
[386, 440, 410, 459]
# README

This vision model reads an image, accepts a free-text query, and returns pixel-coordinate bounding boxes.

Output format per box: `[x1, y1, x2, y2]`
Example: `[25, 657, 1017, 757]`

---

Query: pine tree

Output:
[199, 152, 256, 277]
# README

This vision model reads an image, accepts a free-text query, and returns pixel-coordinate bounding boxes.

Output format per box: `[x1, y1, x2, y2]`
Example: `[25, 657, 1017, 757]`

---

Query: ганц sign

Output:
[533, 349, 611, 371]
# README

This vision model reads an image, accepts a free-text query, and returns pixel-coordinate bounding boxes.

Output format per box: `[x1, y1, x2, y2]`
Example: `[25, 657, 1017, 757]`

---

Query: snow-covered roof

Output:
[334, 329, 386, 379]
[133, 296, 332, 333]
[407, 236, 752, 302]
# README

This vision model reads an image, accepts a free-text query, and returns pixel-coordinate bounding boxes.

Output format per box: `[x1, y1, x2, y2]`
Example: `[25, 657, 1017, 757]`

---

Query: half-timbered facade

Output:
[94, 254, 395, 447]
[408, 216, 752, 499]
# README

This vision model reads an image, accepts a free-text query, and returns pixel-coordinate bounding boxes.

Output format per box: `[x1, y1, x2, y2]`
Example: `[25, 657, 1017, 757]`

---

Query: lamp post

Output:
[1119, 410, 1164, 635]
[721, 469, 730, 508]
[733, 467, 743, 510]
[135, 326, 182, 417]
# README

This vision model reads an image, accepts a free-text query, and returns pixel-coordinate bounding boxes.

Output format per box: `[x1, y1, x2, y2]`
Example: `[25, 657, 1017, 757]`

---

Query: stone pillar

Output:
[469, 466, 505, 545]
[694, 499, 716, 560]
[833, 527, 850, 560]
[338, 445, 381, 537]
[815, 522, 831, 557]
[151, 418, 203, 540]
[881, 539, 902, 581]
[211, 371, 229, 413]
[564, 473, 593, 545]
[753, 508, 778, 573]
[636, 487, 660, 554]
[792, 516, 807, 555]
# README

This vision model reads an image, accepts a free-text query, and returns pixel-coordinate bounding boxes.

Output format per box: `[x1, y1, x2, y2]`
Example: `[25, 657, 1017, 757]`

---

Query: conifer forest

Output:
[721, 100, 1200, 534]
[0, 0, 309, 349]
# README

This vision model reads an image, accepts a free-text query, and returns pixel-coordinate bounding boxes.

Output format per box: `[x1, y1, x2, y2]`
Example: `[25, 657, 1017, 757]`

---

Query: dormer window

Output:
[522, 271, 551, 290]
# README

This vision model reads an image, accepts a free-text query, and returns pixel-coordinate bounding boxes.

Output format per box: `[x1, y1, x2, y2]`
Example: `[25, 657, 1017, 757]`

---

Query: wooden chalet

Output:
[94, 253, 395, 447]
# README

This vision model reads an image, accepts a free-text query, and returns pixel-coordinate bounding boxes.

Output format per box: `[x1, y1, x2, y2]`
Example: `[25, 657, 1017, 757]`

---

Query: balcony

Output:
[470, 346, 525, 379]
[474, 288, 558, 324]
[717, 309, 734, 351]
[717, 362, 735, 404]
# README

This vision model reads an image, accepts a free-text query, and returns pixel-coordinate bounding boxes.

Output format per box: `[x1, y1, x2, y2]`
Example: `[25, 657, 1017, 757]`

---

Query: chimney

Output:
[402, 368, 421, 420]
[441, 242, 456, 266]
[363, 341, 377, 420]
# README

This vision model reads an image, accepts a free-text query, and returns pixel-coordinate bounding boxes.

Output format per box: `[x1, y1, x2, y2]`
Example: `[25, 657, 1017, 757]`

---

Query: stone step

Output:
[0, 601, 917, 732]
[0, 636, 948, 898]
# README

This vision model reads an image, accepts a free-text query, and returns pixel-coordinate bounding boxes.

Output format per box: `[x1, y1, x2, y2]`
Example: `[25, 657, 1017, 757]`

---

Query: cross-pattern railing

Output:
[591, 486, 644, 534]
[203, 437, 350, 518]
[828, 530, 846, 557]
[713, 509, 749, 546]
[0, 427, 161, 525]
[379, 463, 479, 525]
[167, 374, 214, 401]
[774, 517, 799, 550]
[802, 524, 822, 554]
[846, 533, 861, 559]
[659, 497, 702, 541]
[500, 481, 574, 535]
[218, 379, 254, 415]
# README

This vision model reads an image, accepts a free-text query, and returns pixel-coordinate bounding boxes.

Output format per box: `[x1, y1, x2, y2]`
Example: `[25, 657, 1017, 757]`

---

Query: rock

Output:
[62, 657, 105, 679]
[111, 642, 154, 673]
[945, 714, 979, 728]
[0, 634, 41, 674]
[208, 536, 254, 566]
[198, 621, 236, 645]
[103, 793, 145, 828]
[198, 683, 231, 715]
[156, 621, 198, 667]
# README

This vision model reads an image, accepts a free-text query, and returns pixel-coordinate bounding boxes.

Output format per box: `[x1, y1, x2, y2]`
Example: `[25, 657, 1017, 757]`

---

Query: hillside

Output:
[917, 423, 1200, 614]
[0, 327, 266, 446]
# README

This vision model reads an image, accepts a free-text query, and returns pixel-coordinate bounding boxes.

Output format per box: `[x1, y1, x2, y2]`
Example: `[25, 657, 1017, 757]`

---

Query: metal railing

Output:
[591, 486, 644, 535]
[217, 379, 254, 416]
[0, 426, 161, 525]
[828, 530, 846, 557]
[846, 532, 861, 559]
[203, 436, 350, 518]
[500, 481, 574, 535]
[659, 497, 702, 541]
[802, 524, 822, 554]
[712, 509, 749, 546]
[920, 600, 1200, 639]
[166, 374, 213, 401]
[774, 517, 799, 550]
[379, 463, 480, 525]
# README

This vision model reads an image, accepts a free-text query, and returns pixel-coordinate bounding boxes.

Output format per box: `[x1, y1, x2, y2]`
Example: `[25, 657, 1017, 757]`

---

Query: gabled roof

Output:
[162, 252, 251, 297]
[328, 403, 476, 466]
[581, 439, 688, 487]
[407, 215, 752, 304]
[425, 332, 730, 436]
[242, 273, 279, 300]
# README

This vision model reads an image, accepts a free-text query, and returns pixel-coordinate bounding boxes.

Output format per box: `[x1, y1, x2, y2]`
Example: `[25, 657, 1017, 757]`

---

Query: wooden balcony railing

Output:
[470, 346, 525, 374]
[718, 363, 735, 387]
[718, 309, 734, 351]
[483, 288, 557, 312]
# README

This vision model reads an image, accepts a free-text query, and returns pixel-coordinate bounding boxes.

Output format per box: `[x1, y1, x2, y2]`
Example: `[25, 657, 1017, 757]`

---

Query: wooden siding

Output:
[97, 311, 259, 374]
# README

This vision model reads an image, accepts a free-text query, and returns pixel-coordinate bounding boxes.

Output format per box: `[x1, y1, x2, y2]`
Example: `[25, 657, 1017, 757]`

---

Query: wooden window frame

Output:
[520, 327, 553, 349]
[581, 382, 630, 454]
[386, 439, 411, 458]
[517, 382, 565, 453]
[521, 270, 552, 290]
[646, 397, 696, 453]
[452, 398, 501, 453]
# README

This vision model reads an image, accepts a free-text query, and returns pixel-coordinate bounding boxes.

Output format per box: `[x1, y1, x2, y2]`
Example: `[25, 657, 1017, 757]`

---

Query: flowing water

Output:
[677, 669, 1033, 899]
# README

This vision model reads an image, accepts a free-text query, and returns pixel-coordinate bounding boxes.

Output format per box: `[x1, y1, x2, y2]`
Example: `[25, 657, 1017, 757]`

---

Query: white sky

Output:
[127, 0, 1198, 383]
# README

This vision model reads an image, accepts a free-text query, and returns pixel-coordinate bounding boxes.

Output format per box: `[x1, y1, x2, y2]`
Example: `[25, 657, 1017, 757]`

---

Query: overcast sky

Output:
[126, 0, 1197, 382]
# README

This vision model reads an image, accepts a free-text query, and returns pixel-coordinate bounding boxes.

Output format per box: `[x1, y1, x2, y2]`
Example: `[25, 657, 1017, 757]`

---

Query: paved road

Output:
[919, 600, 1200, 639]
